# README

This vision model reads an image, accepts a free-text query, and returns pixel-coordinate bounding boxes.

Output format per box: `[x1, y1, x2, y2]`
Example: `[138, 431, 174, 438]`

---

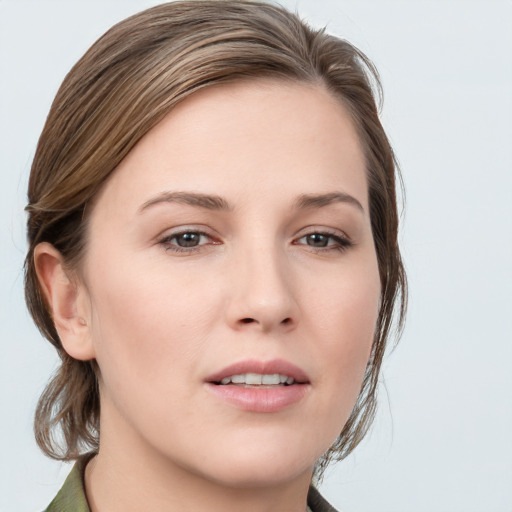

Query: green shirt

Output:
[44, 457, 91, 512]
[44, 457, 338, 512]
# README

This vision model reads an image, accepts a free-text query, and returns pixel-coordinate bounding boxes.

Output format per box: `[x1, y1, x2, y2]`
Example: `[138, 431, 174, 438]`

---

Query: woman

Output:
[25, 1, 406, 511]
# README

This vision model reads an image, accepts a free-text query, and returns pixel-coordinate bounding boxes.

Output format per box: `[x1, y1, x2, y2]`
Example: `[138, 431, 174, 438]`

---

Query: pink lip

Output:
[204, 359, 310, 413]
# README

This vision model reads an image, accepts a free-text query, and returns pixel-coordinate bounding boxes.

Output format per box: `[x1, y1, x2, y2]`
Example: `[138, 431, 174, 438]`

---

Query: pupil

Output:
[177, 233, 199, 247]
[308, 234, 328, 247]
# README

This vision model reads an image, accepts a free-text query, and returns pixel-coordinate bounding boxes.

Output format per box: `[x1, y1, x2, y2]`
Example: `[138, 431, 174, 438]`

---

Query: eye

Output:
[173, 232, 204, 247]
[295, 231, 353, 252]
[159, 230, 217, 253]
[303, 233, 331, 248]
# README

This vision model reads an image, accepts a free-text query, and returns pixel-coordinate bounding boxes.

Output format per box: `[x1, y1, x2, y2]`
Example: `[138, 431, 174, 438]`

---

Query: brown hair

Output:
[25, 0, 406, 478]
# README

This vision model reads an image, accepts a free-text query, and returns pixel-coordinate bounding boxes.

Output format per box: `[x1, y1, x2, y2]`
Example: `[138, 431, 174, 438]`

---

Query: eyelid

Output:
[293, 225, 352, 241]
[157, 224, 217, 240]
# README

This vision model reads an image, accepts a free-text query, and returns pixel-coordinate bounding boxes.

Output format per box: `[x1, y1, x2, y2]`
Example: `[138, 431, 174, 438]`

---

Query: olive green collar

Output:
[44, 455, 92, 512]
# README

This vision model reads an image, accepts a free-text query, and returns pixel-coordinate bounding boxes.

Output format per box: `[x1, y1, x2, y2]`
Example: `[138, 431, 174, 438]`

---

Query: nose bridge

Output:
[227, 232, 298, 331]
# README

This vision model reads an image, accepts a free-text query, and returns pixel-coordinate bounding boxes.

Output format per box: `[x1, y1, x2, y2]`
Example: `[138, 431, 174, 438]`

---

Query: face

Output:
[79, 80, 381, 487]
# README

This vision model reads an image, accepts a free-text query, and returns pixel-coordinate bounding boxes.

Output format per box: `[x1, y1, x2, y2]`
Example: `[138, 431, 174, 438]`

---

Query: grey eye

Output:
[305, 234, 329, 247]
[174, 232, 202, 247]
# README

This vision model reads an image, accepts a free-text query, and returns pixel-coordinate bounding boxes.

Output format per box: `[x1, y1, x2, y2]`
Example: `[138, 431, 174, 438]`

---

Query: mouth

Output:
[204, 359, 310, 413]
[215, 372, 297, 387]
[205, 358, 310, 387]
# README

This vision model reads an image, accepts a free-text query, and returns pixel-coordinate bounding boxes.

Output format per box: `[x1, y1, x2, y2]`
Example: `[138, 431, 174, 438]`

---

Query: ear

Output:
[34, 242, 96, 361]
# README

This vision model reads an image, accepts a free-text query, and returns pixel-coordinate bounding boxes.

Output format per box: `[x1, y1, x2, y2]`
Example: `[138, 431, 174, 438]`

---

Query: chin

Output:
[176, 436, 319, 489]
[197, 457, 314, 489]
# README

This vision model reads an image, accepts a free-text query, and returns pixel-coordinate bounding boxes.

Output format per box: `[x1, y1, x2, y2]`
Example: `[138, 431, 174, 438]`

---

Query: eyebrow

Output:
[139, 191, 232, 213]
[294, 192, 364, 213]
[138, 190, 364, 214]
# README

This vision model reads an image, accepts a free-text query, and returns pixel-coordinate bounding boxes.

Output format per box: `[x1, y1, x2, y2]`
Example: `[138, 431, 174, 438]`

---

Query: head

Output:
[26, 0, 406, 481]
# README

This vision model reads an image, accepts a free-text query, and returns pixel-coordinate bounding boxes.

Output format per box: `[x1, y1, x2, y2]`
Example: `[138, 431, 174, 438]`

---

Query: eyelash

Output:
[158, 229, 353, 254]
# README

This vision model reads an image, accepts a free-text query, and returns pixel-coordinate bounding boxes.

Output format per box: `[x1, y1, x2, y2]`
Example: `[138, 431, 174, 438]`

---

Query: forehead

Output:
[90, 79, 368, 218]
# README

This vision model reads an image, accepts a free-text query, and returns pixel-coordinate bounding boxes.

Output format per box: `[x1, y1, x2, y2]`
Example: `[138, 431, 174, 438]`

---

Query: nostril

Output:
[237, 317, 293, 328]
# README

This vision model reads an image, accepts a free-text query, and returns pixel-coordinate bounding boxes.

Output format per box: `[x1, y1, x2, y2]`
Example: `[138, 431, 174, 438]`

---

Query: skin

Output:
[36, 80, 381, 512]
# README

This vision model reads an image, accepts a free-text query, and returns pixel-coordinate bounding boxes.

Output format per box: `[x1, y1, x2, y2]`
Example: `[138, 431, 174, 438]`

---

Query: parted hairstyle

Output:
[25, 0, 406, 478]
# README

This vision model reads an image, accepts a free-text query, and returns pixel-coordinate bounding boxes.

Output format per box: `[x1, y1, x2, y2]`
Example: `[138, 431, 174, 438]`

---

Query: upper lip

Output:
[205, 358, 310, 384]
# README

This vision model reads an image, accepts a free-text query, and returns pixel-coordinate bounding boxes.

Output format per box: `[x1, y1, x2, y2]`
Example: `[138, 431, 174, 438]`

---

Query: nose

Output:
[224, 244, 299, 333]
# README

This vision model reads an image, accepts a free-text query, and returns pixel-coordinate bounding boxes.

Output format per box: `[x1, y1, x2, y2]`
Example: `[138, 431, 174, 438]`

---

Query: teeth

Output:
[246, 373, 262, 385]
[218, 373, 295, 386]
[262, 374, 280, 385]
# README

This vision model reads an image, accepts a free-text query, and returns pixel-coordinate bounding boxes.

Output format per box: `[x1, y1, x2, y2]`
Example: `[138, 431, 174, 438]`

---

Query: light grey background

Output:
[1, 1, 511, 511]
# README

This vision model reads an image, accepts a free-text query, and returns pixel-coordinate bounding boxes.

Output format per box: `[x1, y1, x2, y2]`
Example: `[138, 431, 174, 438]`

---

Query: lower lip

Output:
[205, 383, 309, 413]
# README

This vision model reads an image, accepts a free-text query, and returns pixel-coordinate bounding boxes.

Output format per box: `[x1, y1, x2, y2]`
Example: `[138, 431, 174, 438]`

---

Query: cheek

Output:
[85, 258, 222, 394]
[306, 253, 380, 352]
[303, 256, 380, 429]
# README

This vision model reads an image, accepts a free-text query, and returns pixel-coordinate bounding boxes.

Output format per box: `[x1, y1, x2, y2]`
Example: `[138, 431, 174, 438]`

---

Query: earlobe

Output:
[34, 242, 96, 361]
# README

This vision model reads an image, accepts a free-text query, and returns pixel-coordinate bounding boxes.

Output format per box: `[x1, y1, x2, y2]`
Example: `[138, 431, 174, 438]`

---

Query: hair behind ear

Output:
[35, 358, 100, 460]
